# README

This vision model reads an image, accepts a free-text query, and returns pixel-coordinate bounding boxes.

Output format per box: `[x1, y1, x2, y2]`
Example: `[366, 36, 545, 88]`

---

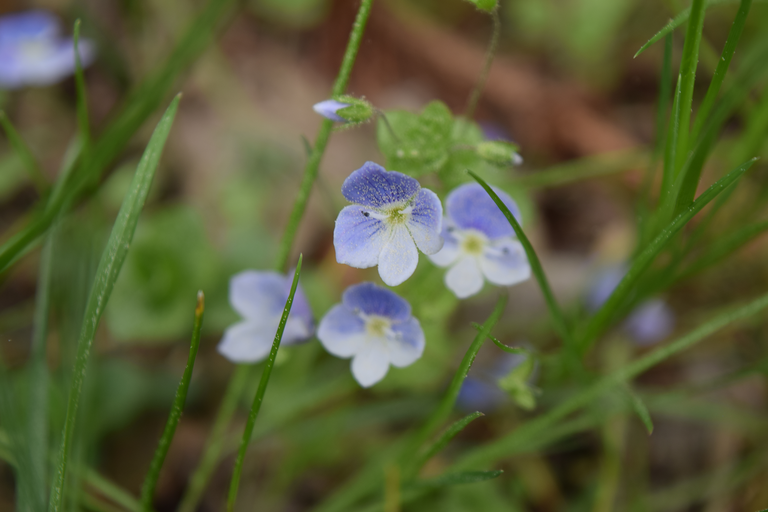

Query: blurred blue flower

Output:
[218, 270, 314, 363]
[334, 162, 443, 286]
[0, 10, 95, 89]
[317, 282, 425, 387]
[313, 99, 351, 122]
[429, 183, 530, 298]
[586, 265, 675, 345]
[457, 350, 536, 413]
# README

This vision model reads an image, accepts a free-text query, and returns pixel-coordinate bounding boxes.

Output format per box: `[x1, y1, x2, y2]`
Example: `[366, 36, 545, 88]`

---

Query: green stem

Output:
[455, 289, 768, 470]
[275, 0, 374, 272]
[140, 291, 205, 510]
[226, 257, 304, 511]
[400, 294, 507, 479]
[73, 20, 91, 146]
[177, 364, 251, 512]
[464, 9, 500, 120]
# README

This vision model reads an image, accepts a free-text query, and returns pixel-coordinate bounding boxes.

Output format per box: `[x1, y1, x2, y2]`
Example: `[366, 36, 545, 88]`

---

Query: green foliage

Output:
[464, 0, 498, 12]
[497, 356, 537, 410]
[107, 206, 218, 342]
[335, 95, 375, 124]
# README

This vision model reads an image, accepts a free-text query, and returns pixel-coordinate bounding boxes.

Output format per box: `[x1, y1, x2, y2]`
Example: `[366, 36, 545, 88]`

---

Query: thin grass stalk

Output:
[0, 111, 48, 193]
[140, 291, 205, 510]
[226, 257, 304, 511]
[73, 20, 91, 146]
[464, 9, 500, 120]
[47, 95, 180, 512]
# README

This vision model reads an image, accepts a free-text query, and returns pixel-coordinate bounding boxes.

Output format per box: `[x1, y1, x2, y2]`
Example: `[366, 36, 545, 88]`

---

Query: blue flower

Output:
[317, 282, 425, 387]
[429, 183, 530, 298]
[587, 265, 675, 345]
[334, 162, 443, 286]
[313, 99, 351, 122]
[0, 10, 95, 90]
[457, 350, 535, 413]
[218, 270, 314, 363]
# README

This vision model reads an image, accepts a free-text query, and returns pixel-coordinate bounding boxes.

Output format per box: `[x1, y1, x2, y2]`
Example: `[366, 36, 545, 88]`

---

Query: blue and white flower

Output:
[429, 183, 530, 298]
[334, 162, 443, 286]
[587, 265, 675, 345]
[218, 270, 314, 363]
[313, 99, 351, 122]
[0, 10, 96, 89]
[317, 282, 425, 387]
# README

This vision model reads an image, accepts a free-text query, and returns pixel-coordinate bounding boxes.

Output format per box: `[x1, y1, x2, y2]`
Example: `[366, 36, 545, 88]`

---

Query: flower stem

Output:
[464, 9, 500, 121]
[140, 291, 205, 511]
[226, 257, 303, 511]
[275, 0, 375, 272]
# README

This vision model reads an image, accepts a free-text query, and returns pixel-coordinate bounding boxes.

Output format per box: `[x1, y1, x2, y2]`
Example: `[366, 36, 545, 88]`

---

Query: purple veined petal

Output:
[586, 264, 627, 312]
[217, 319, 278, 363]
[406, 188, 443, 255]
[378, 224, 419, 286]
[623, 299, 674, 346]
[341, 162, 421, 209]
[313, 99, 350, 122]
[456, 377, 507, 413]
[428, 221, 460, 267]
[342, 282, 411, 322]
[445, 256, 484, 299]
[351, 338, 390, 387]
[317, 303, 367, 358]
[0, 36, 96, 89]
[0, 10, 60, 46]
[446, 183, 521, 240]
[479, 239, 531, 287]
[334, 204, 388, 269]
[389, 317, 425, 368]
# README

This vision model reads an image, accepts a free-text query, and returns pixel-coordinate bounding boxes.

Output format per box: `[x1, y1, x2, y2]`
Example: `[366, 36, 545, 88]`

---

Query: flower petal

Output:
[624, 299, 674, 346]
[334, 205, 388, 269]
[342, 282, 411, 321]
[217, 319, 277, 363]
[456, 378, 506, 413]
[313, 99, 349, 122]
[407, 188, 443, 255]
[428, 222, 460, 267]
[317, 304, 367, 357]
[445, 257, 484, 299]
[351, 339, 390, 387]
[586, 265, 627, 312]
[0, 11, 60, 45]
[229, 270, 289, 320]
[341, 161, 421, 208]
[389, 317, 425, 367]
[378, 224, 419, 286]
[446, 183, 521, 239]
[479, 239, 531, 286]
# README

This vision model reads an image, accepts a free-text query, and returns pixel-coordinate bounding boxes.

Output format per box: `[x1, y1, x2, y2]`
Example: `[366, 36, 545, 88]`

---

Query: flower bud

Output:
[476, 140, 523, 166]
[313, 95, 374, 123]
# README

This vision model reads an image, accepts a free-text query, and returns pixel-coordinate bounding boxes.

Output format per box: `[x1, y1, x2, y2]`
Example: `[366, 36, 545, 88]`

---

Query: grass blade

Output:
[0, 110, 48, 193]
[456, 289, 768, 470]
[48, 94, 180, 512]
[624, 386, 654, 434]
[470, 322, 528, 355]
[678, 220, 768, 280]
[140, 291, 205, 510]
[690, 0, 752, 142]
[73, 20, 91, 146]
[406, 470, 503, 489]
[409, 412, 484, 477]
[578, 158, 755, 354]
[226, 256, 304, 512]
[673, 0, 707, 174]
[470, 171, 575, 349]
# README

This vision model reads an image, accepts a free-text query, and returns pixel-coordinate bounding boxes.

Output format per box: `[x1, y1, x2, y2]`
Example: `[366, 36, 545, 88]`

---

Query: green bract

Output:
[334, 95, 374, 123]
[476, 140, 521, 165]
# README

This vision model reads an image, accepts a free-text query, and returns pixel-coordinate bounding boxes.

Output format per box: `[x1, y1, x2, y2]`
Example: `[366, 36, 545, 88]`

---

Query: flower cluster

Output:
[0, 10, 95, 89]
[219, 134, 530, 387]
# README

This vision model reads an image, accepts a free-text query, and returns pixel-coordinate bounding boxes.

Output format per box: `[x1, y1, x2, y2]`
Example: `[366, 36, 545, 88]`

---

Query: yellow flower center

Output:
[366, 316, 391, 337]
[461, 232, 486, 256]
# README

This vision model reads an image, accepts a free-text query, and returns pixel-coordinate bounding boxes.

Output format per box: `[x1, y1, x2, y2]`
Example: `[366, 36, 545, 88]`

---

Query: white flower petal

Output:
[217, 319, 277, 363]
[389, 317, 425, 367]
[317, 304, 367, 358]
[229, 271, 286, 320]
[407, 189, 443, 255]
[479, 239, 531, 286]
[428, 224, 460, 267]
[378, 224, 418, 286]
[351, 339, 390, 387]
[445, 257, 484, 299]
[334, 205, 389, 269]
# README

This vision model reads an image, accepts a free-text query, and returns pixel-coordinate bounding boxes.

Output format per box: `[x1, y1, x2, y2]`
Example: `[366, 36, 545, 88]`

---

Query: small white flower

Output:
[317, 282, 425, 387]
[429, 183, 530, 298]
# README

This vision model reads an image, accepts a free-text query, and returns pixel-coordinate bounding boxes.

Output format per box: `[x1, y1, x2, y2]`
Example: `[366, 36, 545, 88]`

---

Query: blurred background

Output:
[1, 0, 768, 510]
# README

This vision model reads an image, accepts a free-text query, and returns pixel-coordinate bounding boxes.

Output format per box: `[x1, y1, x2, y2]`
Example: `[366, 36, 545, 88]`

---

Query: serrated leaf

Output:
[407, 470, 503, 490]
[377, 101, 453, 177]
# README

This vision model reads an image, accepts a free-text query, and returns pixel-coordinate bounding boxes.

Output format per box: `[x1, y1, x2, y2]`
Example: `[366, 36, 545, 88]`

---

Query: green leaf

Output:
[465, 0, 498, 13]
[498, 356, 537, 410]
[377, 101, 453, 177]
[470, 322, 529, 355]
[141, 291, 205, 508]
[407, 470, 504, 490]
[48, 94, 180, 512]
[624, 386, 654, 434]
[438, 118, 495, 188]
[577, 158, 755, 355]
[73, 19, 91, 145]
